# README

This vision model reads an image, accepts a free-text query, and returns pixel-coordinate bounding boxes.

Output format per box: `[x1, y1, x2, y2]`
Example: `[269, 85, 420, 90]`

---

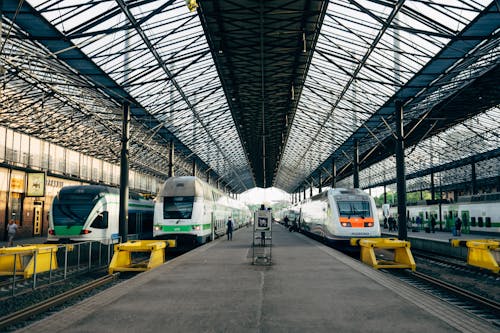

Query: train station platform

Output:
[17, 224, 495, 333]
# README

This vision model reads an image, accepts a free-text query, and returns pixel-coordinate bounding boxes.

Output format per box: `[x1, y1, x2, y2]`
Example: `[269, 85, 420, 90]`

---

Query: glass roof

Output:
[1, 0, 498, 194]
[274, 0, 498, 192]
[341, 106, 500, 190]
[17, 0, 254, 191]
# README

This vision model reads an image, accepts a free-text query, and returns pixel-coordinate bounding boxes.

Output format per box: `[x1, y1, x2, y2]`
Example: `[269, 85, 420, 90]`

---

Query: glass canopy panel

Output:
[26, 0, 254, 191]
[358, 106, 500, 191]
[275, 0, 493, 192]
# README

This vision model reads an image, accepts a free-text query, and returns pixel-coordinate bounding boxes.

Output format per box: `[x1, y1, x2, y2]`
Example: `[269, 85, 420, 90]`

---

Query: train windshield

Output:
[163, 196, 194, 219]
[336, 200, 371, 218]
[52, 194, 99, 226]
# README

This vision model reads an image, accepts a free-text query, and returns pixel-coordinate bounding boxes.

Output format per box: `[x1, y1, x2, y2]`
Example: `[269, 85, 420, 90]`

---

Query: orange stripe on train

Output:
[339, 216, 374, 227]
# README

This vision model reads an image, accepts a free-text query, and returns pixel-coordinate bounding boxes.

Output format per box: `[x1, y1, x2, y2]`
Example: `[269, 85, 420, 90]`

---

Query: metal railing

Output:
[0, 241, 116, 298]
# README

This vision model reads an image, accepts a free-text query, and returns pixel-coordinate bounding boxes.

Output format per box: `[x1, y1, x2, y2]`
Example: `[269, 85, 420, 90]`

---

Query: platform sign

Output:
[26, 172, 46, 197]
[254, 209, 272, 231]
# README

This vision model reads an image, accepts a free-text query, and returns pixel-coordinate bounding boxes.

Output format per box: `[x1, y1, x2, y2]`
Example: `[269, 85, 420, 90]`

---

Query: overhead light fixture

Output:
[291, 84, 295, 100]
[185, 0, 198, 12]
[302, 32, 307, 53]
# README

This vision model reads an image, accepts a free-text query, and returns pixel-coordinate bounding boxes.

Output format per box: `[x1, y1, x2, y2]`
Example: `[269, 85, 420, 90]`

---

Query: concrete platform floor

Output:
[18, 224, 497, 333]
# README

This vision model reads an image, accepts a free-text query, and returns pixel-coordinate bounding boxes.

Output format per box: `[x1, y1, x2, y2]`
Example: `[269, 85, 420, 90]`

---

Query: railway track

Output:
[0, 273, 119, 331]
[389, 269, 500, 328]
[0, 264, 110, 301]
[412, 250, 498, 276]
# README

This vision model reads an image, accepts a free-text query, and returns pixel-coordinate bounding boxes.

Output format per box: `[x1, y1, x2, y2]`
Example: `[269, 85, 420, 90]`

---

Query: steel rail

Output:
[410, 270, 500, 315]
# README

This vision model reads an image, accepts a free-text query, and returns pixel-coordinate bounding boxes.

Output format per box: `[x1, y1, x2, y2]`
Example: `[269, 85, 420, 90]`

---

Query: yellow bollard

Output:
[351, 238, 416, 271]
[108, 240, 176, 274]
[451, 239, 499, 273]
[0, 245, 59, 278]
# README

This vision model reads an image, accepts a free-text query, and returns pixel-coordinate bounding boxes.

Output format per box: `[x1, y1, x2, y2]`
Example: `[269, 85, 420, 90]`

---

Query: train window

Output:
[470, 217, 476, 226]
[90, 212, 108, 229]
[336, 200, 371, 218]
[163, 196, 194, 219]
[485, 217, 491, 227]
[52, 194, 96, 226]
[478, 217, 483, 227]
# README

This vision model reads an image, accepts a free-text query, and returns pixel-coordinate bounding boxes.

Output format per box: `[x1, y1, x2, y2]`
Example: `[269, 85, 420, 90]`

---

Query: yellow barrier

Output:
[450, 239, 499, 273]
[0, 244, 59, 278]
[350, 238, 416, 271]
[108, 240, 176, 274]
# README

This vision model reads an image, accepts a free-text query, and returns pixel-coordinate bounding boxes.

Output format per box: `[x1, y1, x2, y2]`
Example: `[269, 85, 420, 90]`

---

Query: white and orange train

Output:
[294, 188, 380, 245]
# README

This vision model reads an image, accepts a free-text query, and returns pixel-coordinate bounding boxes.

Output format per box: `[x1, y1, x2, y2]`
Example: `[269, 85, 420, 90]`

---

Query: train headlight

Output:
[49, 229, 55, 235]
[193, 225, 201, 231]
[341, 222, 352, 227]
[154, 226, 161, 231]
[80, 229, 92, 234]
[364, 222, 374, 227]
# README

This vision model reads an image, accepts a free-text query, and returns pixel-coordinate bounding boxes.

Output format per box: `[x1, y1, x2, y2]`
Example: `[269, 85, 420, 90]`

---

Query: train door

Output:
[33, 201, 43, 236]
[460, 210, 470, 234]
[446, 210, 457, 231]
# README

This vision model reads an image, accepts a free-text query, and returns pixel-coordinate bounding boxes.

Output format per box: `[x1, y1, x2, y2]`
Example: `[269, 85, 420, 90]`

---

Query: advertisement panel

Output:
[26, 172, 46, 197]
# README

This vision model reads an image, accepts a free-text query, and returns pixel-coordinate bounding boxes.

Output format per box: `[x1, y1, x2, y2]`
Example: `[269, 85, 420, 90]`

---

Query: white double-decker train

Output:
[296, 188, 380, 245]
[154, 176, 251, 245]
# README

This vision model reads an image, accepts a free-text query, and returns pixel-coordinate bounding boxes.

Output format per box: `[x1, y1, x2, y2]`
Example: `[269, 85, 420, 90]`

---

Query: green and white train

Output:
[48, 185, 154, 244]
[153, 176, 251, 245]
[384, 192, 500, 234]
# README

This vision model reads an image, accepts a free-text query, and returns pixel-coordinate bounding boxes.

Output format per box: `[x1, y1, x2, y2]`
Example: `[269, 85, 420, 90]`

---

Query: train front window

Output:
[163, 196, 194, 219]
[336, 201, 371, 218]
[52, 194, 98, 226]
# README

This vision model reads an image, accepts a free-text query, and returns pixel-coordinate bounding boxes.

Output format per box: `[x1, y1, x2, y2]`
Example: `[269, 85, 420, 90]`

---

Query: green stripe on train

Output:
[159, 224, 212, 232]
[54, 225, 83, 236]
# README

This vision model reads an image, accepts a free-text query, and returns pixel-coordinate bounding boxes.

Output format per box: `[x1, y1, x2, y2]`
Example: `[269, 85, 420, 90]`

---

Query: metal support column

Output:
[309, 181, 313, 197]
[332, 158, 336, 188]
[431, 172, 435, 201]
[353, 139, 359, 188]
[318, 171, 322, 193]
[395, 101, 407, 241]
[384, 185, 387, 204]
[192, 159, 196, 177]
[168, 140, 174, 177]
[119, 102, 130, 243]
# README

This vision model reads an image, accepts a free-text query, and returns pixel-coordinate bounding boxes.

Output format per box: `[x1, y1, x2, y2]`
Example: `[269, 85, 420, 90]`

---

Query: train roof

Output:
[58, 185, 146, 200]
[330, 188, 367, 196]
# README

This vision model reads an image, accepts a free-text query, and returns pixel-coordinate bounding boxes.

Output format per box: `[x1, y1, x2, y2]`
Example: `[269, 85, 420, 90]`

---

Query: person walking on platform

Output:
[283, 215, 290, 227]
[226, 217, 234, 240]
[455, 216, 462, 236]
[416, 215, 422, 230]
[430, 215, 436, 233]
[7, 220, 18, 247]
[388, 215, 395, 232]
